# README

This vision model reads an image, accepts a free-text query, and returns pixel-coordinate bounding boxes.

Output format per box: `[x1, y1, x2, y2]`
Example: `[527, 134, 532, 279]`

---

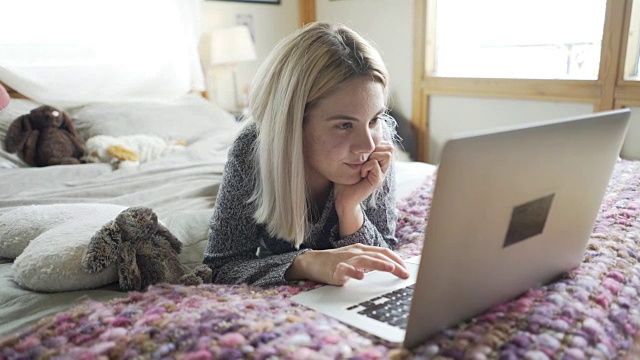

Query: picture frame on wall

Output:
[208, 0, 280, 4]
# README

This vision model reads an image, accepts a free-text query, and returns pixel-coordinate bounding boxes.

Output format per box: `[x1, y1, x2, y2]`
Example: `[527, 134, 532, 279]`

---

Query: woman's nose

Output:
[353, 128, 376, 155]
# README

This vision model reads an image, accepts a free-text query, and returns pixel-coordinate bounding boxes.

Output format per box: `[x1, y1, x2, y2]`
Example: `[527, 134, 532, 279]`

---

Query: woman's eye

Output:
[337, 122, 352, 130]
[369, 117, 380, 127]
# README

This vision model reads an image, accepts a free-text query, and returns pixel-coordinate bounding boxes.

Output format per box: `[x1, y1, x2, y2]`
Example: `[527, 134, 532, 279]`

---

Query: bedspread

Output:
[1, 160, 639, 360]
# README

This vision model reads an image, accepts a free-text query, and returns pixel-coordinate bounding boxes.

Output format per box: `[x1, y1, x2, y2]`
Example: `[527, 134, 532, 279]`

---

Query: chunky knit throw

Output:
[1, 160, 639, 359]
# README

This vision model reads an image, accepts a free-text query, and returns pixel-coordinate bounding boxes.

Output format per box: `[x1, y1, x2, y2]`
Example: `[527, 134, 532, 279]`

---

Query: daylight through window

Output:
[432, 0, 607, 80]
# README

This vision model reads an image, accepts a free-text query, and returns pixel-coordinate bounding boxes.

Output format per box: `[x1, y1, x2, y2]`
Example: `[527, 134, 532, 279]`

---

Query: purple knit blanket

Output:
[1, 160, 639, 359]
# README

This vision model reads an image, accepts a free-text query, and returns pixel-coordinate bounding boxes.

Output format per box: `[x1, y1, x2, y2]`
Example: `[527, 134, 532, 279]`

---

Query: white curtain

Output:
[0, 0, 205, 108]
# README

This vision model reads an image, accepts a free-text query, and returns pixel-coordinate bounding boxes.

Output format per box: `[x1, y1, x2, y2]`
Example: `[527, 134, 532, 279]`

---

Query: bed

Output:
[2, 3, 640, 359]
[0, 92, 433, 334]
[0, 150, 639, 359]
[0, 91, 438, 345]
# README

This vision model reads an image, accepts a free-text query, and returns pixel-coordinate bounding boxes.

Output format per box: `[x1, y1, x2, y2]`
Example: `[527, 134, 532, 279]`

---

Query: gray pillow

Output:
[69, 94, 237, 143]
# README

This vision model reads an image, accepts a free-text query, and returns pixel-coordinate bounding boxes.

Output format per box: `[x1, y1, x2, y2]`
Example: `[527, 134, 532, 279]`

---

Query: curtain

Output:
[0, 0, 205, 108]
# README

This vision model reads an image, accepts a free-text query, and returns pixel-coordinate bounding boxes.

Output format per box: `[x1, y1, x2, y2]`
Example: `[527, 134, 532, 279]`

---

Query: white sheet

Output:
[0, 159, 434, 337]
[395, 161, 435, 199]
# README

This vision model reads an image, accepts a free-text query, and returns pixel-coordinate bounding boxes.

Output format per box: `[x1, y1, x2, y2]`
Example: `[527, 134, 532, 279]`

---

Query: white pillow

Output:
[0, 204, 126, 292]
[70, 94, 237, 143]
[0, 203, 125, 259]
[163, 209, 212, 269]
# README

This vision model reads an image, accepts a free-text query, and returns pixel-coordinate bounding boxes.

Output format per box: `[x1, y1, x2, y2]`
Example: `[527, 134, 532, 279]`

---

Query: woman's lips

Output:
[346, 162, 364, 171]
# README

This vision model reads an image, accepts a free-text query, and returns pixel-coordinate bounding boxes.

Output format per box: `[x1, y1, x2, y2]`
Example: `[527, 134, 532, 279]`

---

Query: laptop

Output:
[291, 109, 631, 349]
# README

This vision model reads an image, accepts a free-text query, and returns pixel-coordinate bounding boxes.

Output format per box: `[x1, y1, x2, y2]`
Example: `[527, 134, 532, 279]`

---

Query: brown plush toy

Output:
[4, 105, 85, 167]
[81, 206, 212, 291]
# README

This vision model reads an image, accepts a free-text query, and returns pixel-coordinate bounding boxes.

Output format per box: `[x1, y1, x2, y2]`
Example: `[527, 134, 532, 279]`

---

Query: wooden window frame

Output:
[412, 0, 638, 162]
[298, 0, 316, 27]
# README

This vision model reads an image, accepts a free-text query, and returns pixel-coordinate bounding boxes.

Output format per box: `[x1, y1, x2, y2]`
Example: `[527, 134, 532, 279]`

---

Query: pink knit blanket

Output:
[1, 160, 639, 359]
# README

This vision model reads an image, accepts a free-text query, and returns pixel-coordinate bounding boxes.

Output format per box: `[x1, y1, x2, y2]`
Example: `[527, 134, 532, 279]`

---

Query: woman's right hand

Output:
[285, 244, 410, 286]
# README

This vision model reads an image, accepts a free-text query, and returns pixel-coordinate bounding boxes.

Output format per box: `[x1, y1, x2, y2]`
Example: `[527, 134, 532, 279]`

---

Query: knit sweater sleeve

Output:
[330, 162, 399, 249]
[203, 125, 307, 286]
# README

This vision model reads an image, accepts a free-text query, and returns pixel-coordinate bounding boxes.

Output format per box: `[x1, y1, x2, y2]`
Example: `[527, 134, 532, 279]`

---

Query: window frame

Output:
[412, 0, 639, 162]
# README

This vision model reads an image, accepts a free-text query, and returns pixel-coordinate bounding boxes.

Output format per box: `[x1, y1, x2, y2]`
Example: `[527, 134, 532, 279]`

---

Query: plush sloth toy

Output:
[82, 206, 212, 291]
[4, 105, 85, 167]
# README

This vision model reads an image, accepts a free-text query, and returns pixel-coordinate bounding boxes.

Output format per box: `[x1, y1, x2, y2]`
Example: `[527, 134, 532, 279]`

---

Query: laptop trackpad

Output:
[291, 263, 420, 344]
[293, 262, 420, 307]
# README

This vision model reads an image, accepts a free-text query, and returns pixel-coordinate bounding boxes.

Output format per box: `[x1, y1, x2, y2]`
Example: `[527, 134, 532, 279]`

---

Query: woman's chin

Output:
[333, 175, 363, 186]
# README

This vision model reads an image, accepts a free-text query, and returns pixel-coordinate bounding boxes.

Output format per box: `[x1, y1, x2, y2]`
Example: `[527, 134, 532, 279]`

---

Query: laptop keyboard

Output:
[345, 285, 414, 329]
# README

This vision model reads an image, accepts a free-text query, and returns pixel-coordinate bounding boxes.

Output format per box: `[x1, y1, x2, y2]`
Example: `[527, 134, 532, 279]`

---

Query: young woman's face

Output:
[303, 77, 385, 189]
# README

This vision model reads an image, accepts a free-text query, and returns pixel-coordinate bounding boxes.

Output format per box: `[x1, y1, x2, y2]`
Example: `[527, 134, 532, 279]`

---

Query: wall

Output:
[199, 1, 640, 164]
[200, 0, 299, 110]
[315, 0, 414, 120]
[428, 97, 640, 163]
[428, 97, 594, 163]
[200, 0, 415, 118]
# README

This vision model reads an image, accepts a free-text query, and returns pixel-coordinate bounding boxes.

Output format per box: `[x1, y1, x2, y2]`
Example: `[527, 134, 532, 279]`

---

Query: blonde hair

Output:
[246, 22, 392, 248]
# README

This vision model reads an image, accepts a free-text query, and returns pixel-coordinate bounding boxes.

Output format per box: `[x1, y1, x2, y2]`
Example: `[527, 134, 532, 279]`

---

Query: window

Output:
[624, 0, 640, 80]
[411, 0, 640, 162]
[432, 0, 607, 80]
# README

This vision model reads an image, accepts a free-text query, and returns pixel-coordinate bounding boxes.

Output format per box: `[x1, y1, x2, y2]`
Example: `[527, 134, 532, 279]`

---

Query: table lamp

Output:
[210, 25, 257, 113]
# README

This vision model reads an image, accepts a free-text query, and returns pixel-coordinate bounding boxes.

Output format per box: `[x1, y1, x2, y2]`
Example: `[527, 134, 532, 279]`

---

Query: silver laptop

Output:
[291, 109, 631, 349]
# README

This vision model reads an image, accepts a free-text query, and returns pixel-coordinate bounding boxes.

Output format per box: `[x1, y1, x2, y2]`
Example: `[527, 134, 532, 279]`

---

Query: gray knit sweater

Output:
[203, 124, 398, 286]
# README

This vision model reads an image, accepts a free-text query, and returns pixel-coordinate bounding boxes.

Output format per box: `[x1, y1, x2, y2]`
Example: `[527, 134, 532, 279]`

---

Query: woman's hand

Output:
[334, 141, 394, 211]
[285, 244, 410, 286]
[334, 141, 394, 237]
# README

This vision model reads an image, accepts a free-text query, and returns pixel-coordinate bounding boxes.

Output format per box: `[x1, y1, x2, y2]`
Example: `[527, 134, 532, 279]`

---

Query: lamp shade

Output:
[210, 26, 257, 66]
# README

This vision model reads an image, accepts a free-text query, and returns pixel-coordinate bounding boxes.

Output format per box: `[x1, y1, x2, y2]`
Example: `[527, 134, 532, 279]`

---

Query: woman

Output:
[203, 22, 409, 286]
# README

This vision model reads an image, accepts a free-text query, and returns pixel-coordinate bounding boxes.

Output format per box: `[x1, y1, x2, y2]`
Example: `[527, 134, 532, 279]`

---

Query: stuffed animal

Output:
[82, 134, 186, 169]
[4, 105, 85, 167]
[81, 206, 212, 291]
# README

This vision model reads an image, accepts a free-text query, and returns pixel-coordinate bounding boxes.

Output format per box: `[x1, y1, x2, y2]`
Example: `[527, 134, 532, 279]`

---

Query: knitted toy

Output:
[82, 134, 186, 169]
[81, 206, 212, 291]
[4, 105, 85, 167]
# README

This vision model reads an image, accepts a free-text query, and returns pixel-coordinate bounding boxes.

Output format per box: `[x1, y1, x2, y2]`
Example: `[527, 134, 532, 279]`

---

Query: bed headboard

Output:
[0, 81, 207, 104]
[1, 83, 26, 99]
